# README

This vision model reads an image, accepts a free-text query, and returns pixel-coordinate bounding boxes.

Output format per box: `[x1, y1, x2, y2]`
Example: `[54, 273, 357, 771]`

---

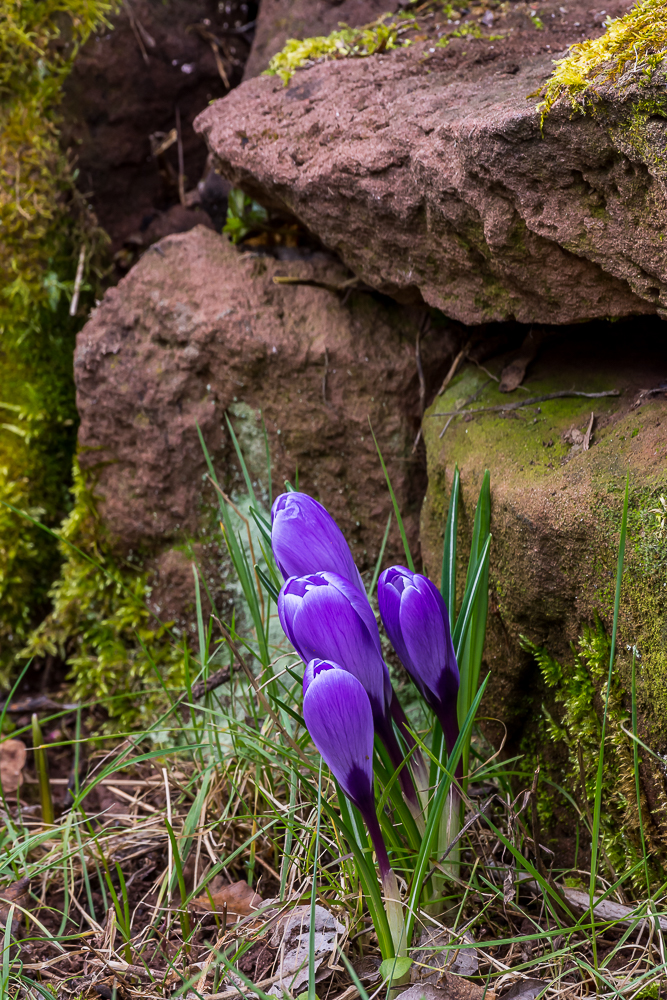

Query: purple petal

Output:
[288, 574, 387, 714]
[302, 664, 375, 812]
[271, 492, 365, 593]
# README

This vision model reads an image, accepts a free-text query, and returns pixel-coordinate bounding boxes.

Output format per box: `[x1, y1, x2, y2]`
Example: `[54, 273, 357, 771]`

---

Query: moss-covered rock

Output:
[421, 321, 667, 856]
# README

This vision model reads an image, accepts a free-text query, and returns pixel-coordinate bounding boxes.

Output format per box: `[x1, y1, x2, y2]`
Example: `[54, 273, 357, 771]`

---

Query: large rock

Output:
[420, 322, 667, 840]
[195, 0, 667, 325]
[243, 0, 399, 80]
[73, 225, 454, 612]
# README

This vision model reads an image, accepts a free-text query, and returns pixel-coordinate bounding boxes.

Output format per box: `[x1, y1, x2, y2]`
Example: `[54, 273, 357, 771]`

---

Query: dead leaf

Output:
[499, 979, 550, 1000]
[0, 738, 26, 793]
[499, 329, 543, 392]
[193, 877, 262, 916]
[400, 979, 492, 1000]
[563, 426, 584, 445]
[413, 927, 479, 982]
[0, 876, 30, 932]
[267, 904, 344, 996]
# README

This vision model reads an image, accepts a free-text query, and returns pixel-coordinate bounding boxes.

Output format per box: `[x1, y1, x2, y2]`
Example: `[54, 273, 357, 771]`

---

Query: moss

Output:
[538, 0, 667, 120]
[524, 622, 667, 885]
[420, 361, 667, 847]
[22, 463, 188, 732]
[0, 0, 118, 683]
[263, 15, 411, 85]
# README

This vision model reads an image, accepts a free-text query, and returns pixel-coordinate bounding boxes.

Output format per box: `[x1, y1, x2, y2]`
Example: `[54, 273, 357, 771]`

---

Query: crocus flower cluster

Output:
[272, 491, 462, 870]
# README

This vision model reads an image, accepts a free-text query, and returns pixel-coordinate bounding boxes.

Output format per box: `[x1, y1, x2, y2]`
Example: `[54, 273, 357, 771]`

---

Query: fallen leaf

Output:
[563, 426, 584, 445]
[267, 904, 344, 996]
[499, 330, 543, 392]
[193, 877, 262, 916]
[413, 926, 479, 982]
[0, 877, 30, 932]
[499, 979, 550, 1000]
[399, 978, 492, 1000]
[0, 738, 26, 793]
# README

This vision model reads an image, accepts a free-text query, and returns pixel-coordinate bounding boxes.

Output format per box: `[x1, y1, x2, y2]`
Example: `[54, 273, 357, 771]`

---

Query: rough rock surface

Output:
[61, 0, 253, 251]
[243, 0, 399, 80]
[74, 225, 454, 589]
[196, 0, 667, 325]
[420, 321, 667, 806]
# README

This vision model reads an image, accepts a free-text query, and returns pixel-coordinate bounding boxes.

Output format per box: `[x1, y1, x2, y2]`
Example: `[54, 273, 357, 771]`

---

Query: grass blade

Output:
[441, 466, 460, 626]
[589, 473, 629, 965]
[369, 420, 414, 571]
[368, 512, 392, 597]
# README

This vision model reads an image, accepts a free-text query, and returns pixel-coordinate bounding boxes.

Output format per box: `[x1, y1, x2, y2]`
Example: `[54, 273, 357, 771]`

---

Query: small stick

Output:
[428, 388, 620, 418]
[322, 346, 329, 404]
[69, 245, 86, 317]
[583, 411, 595, 451]
[437, 340, 469, 395]
[175, 107, 186, 207]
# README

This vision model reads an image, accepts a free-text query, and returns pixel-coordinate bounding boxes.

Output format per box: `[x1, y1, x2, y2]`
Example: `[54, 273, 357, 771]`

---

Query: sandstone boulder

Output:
[420, 321, 667, 836]
[74, 225, 454, 613]
[196, 0, 667, 325]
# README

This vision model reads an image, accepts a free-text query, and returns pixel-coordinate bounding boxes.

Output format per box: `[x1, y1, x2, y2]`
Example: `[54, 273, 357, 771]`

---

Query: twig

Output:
[438, 380, 491, 439]
[210, 40, 231, 88]
[437, 340, 470, 395]
[583, 411, 595, 451]
[323, 347, 329, 405]
[175, 107, 186, 207]
[412, 313, 429, 452]
[69, 245, 86, 317]
[272, 275, 361, 294]
[428, 389, 621, 419]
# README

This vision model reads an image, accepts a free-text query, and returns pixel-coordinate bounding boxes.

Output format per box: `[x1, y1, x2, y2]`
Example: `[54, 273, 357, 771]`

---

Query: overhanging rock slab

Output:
[195, 43, 667, 325]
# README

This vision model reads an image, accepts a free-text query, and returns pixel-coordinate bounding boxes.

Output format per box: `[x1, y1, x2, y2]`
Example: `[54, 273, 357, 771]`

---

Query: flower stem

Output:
[363, 807, 407, 956]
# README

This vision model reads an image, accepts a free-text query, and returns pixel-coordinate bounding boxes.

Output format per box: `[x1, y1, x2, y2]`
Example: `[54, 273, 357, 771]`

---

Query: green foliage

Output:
[435, 22, 504, 46]
[524, 622, 664, 888]
[264, 16, 410, 85]
[23, 464, 186, 731]
[0, 0, 118, 681]
[538, 0, 667, 119]
[223, 188, 269, 244]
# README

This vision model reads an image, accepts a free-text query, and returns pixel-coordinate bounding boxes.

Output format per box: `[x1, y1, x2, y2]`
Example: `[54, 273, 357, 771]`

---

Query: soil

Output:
[60, 0, 258, 256]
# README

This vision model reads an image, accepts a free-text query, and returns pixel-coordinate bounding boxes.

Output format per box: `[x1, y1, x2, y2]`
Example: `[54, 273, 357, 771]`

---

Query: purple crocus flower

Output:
[278, 571, 418, 810]
[378, 566, 460, 755]
[303, 659, 392, 879]
[271, 492, 364, 593]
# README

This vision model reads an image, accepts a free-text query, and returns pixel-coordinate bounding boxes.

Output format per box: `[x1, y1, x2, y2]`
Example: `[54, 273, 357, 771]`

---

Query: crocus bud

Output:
[279, 571, 388, 721]
[303, 660, 376, 819]
[378, 566, 460, 754]
[303, 660, 405, 954]
[279, 572, 419, 812]
[271, 492, 364, 593]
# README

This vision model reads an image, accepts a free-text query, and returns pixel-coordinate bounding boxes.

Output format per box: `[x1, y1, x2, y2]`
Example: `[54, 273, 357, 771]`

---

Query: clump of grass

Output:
[538, 0, 667, 119]
[264, 16, 412, 84]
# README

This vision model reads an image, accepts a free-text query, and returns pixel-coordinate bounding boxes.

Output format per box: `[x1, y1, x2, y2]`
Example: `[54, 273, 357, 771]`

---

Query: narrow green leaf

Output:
[441, 466, 460, 626]
[369, 421, 414, 571]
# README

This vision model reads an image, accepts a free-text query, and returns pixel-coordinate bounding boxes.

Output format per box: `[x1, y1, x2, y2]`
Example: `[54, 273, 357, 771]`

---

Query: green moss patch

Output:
[264, 15, 411, 84]
[538, 0, 667, 119]
[0, 0, 117, 681]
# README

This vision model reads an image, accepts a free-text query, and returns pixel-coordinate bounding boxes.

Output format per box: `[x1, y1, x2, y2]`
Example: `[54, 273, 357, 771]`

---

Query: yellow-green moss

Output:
[264, 15, 410, 85]
[525, 624, 667, 886]
[0, 0, 118, 681]
[538, 0, 667, 119]
[23, 463, 187, 731]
